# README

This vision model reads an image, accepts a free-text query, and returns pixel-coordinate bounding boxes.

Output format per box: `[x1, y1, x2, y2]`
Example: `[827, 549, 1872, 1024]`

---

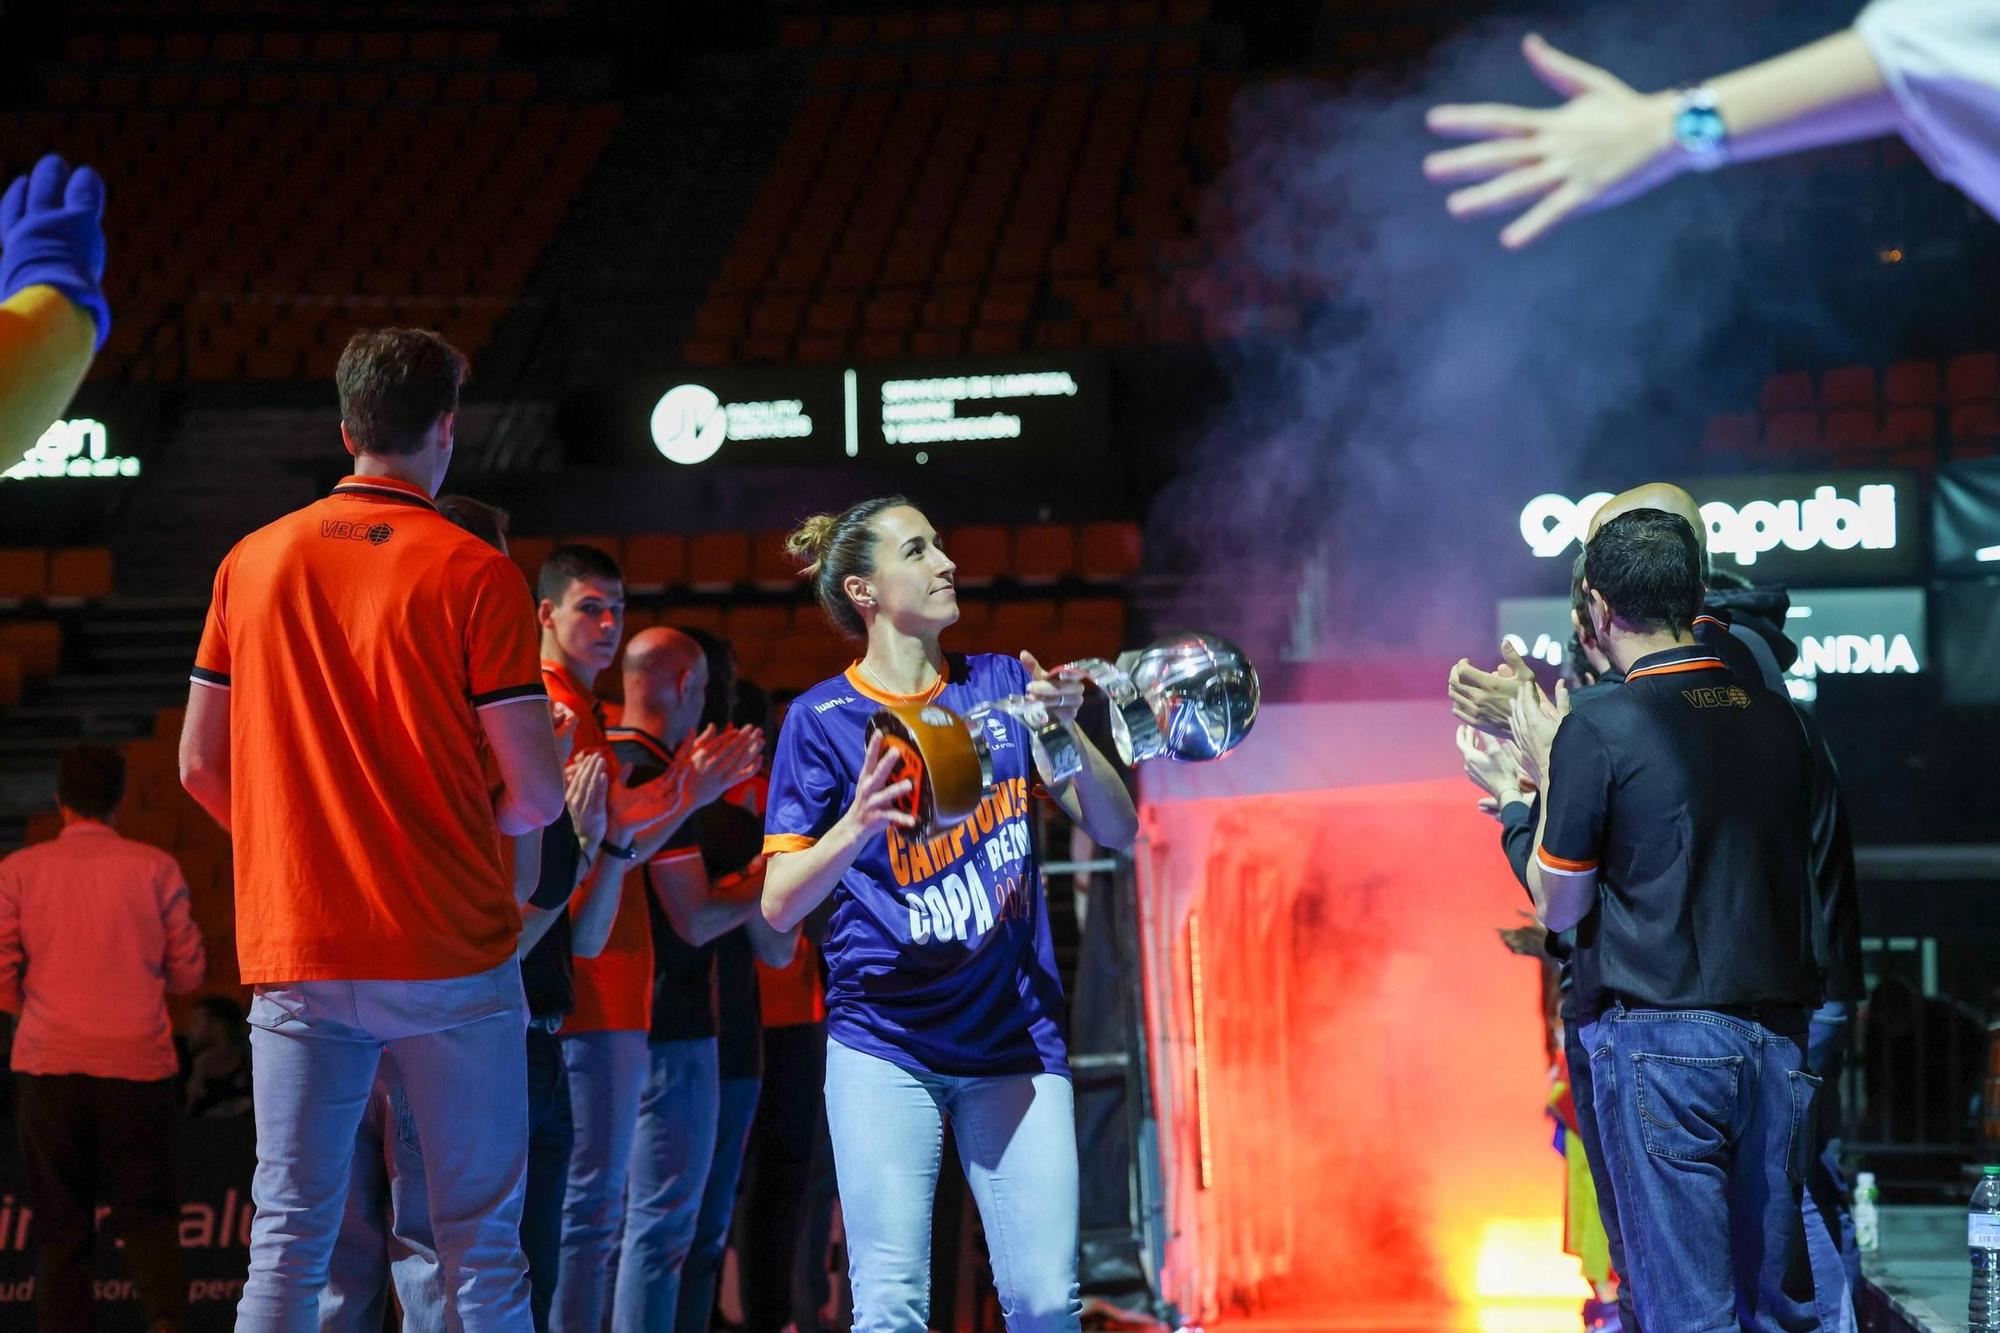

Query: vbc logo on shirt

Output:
[1682, 685, 1751, 710]
[319, 520, 395, 546]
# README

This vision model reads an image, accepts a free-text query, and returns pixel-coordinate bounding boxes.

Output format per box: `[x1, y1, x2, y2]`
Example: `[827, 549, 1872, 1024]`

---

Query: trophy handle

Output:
[1055, 658, 1164, 767]
[969, 698, 1082, 786]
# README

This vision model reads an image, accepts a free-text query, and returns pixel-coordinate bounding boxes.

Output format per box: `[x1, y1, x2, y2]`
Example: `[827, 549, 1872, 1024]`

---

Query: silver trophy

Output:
[866, 632, 1260, 834]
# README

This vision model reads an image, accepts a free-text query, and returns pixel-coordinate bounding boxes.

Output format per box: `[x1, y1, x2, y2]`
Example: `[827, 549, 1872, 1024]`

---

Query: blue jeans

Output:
[320, 1067, 442, 1333]
[1802, 1001, 1858, 1333]
[824, 1038, 1081, 1333]
[321, 1027, 572, 1333]
[522, 1028, 574, 1332]
[237, 962, 532, 1333]
[552, 1029, 648, 1333]
[1563, 1015, 1639, 1333]
[1580, 1004, 1821, 1333]
[616, 1037, 722, 1331]
[681, 1076, 761, 1333]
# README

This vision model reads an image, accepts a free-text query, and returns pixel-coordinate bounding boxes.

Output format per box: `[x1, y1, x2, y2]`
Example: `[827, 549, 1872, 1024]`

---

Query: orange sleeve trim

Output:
[1536, 847, 1599, 875]
[764, 834, 818, 855]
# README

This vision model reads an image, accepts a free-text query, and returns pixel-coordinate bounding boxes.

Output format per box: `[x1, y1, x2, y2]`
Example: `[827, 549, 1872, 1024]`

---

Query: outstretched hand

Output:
[672, 724, 766, 810]
[1507, 674, 1569, 790]
[1424, 34, 1679, 249]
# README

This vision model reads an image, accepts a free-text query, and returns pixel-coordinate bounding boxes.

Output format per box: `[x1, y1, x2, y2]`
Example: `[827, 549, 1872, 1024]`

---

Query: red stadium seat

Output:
[0, 650, 21, 707]
[0, 621, 62, 676]
[0, 549, 48, 603]
[623, 535, 687, 593]
[509, 537, 557, 593]
[1700, 413, 1759, 457]
[1757, 372, 1816, 414]
[1762, 411, 1822, 457]
[1945, 352, 2000, 402]
[1883, 359, 1941, 405]
[1013, 524, 1075, 583]
[750, 532, 802, 590]
[1950, 400, 2000, 444]
[944, 526, 1009, 586]
[1076, 521, 1143, 581]
[687, 533, 751, 590]
[1819, 365, 1877, 408]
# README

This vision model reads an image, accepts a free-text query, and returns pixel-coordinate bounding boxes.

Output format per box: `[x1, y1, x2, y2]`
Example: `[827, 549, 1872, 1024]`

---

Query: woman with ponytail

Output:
[761, 498, 1137, 1333]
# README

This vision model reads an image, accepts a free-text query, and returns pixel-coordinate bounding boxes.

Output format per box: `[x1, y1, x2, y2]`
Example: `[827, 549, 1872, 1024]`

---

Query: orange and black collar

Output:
[331, 475, 437, 510]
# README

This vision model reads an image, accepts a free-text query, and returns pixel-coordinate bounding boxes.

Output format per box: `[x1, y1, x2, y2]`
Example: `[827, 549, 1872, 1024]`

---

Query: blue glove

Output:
[0, 155, 111, 352]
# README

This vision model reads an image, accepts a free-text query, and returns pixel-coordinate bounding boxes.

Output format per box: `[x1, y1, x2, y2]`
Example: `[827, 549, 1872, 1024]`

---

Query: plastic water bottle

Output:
[1853, 1171, 1879, 1254]
[1972, 1164, 2000, 1333]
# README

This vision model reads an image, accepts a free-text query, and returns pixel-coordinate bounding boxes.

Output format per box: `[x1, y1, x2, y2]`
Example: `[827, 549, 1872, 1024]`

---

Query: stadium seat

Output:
[750, 532, 801, 590]
[0, 650, 21, 706]
[687, 533, 751, 590]
[1945, 352, 1999, 402]
[623, 535, 687, 593]
[1950, 400, 2000, 444]
[508, 537, 556, 592]
[1699, 413, 1759, 457]
[1013, 524, 1075, 583]
[1883, 359, 1941, 405]
[944, 526, 1010, 586]
[0, 550, 48, 602]
[1762, 411, 1822, 457]
[1820, 365, 1877, 408]
[0, 620, 61, 676]
[1823, 408, 1882, 450]
[988, 600, 1061, 657]
[47, 547, 114, 601]
[1757, 372, 1816, 414]
[1077, 521, 1143, 580]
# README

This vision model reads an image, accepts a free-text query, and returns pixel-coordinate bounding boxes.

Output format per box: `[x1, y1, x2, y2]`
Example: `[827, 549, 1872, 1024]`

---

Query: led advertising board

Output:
[1495, 587, 1925, 702]
[1510, 471, 1923, 584]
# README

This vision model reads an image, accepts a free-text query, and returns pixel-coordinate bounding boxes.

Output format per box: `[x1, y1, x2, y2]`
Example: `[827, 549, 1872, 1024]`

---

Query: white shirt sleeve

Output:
[1857, 0, 2000, 220]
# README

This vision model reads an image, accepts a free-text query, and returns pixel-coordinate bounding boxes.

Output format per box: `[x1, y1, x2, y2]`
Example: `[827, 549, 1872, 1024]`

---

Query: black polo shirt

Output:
[1539, 643, 1819, 1015]
[607, 725, 741, 1048]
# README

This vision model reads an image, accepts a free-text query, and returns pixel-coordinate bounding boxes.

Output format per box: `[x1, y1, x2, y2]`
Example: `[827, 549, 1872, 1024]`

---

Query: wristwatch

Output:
[1671, 86, 1729, 172]
[600, 840, 640, 862]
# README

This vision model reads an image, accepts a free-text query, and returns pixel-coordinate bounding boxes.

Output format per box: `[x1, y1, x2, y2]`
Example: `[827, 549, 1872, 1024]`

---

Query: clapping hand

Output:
[565, 749, 610, 850]
[550, 701, 579, 766]
[1424, 34, 1679, 249]
[1457, 723, 1531, 817]
[1020, 651, 1086, 728]
[671, 724, 767, 810]
[1506, 670, 1569, 790]
[1449, 640, 1537, 739]
[604, 760, 693, 855]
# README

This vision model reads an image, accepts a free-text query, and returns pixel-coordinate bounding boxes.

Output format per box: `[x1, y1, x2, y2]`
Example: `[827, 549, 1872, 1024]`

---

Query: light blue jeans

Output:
[823, 1039, 1081, 1333]
[615, 1037, 721, 1332]
[320, 1066, 443, 1333]
[236, 962, 531, 1333]
[552, 1029, 649, 1333]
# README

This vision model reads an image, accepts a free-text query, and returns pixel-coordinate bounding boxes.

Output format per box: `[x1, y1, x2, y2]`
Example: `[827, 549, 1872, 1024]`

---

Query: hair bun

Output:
[784, 513, 841, 576]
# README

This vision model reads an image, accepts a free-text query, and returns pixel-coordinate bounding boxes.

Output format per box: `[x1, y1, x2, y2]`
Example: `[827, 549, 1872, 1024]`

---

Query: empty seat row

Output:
[0, 549, 115, 604]
[1756, 353, 2000, 413]
[66, 28, 505, 65]
[779, 0, 1211, 48]
[510, 522, 1143, 593]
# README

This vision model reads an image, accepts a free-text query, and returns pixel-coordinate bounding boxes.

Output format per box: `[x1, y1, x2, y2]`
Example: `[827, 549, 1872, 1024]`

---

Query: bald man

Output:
[1452, 481, 1774, 734]
[604, 628, 780, 1332]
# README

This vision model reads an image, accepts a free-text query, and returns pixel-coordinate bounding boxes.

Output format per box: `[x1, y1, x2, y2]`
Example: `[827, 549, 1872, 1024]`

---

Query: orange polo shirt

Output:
[192, 474, 545, 984]
[544, 662, 654, 1034]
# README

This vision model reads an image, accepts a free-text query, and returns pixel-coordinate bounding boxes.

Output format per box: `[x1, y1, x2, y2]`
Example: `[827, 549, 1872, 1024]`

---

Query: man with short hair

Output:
[180, 327, 566, 1331]
[1512, 509, 1823, 1331]
[537, 548, 711, 1333]
[0, 743, 206, 1333]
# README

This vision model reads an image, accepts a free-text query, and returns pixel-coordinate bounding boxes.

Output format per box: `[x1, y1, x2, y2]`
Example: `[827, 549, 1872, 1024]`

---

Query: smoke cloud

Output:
[1152, 2, 1865, 665]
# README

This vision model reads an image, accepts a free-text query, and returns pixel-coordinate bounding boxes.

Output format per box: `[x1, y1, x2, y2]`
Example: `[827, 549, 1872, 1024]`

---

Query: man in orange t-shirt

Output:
[533, 545, 705, 1333]
[179, 329, 565, 1331]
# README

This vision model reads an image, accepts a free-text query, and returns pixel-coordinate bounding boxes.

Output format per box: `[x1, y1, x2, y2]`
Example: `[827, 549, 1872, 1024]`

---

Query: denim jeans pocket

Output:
[1632, 1052, 1742, 1162]
[1785, 1068, 1824, 1187]
[247, 985, 313, 1032]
